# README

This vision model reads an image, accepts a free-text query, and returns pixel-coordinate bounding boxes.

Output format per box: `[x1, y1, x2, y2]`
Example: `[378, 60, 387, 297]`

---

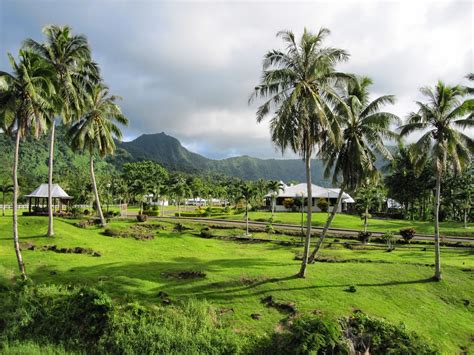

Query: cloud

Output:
[0, 0, 472, 159]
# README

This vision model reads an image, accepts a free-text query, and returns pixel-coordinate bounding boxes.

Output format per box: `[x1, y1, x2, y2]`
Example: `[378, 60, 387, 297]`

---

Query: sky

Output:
[0, 0, 472, 159]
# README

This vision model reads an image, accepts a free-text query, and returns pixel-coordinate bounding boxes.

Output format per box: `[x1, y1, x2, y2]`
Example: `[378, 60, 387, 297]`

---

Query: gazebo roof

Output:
[25, 184, 72, 199]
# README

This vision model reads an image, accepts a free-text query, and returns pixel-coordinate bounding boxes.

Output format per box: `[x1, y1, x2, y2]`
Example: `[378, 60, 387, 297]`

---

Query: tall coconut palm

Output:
[250, 28, 349, 278]
[23, 25, 99, 237]
[69, 83, 128, 227]
[400, 81, 474, 281]
[267, 180, 284, 217]
[309, 75, 399, 262]
[0, 50, 55, 279]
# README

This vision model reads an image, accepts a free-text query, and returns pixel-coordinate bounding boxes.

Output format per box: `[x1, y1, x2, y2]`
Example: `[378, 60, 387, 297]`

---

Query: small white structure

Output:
[265, 182, 354, 212]
[25, 183, 72, 214]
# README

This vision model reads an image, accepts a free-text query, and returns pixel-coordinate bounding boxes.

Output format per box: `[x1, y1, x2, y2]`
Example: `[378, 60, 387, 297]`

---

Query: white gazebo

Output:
[25, 183, 72, 214]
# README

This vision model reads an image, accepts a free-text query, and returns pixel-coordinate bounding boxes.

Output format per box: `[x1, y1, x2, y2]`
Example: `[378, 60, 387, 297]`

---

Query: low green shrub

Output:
[143, 211, 158, 216]
[357, 231, 372, 244]
[400, 228, 416, 243]
[342, 311, 438, 354]
[0, 285, 245, 354]
[257, 314, 347, 354]
[136, 214, 147, 222]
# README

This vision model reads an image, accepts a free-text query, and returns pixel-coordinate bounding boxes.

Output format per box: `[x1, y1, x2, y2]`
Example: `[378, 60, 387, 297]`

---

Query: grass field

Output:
[214, 211, 474, 237]
[0, 215, 473, 353]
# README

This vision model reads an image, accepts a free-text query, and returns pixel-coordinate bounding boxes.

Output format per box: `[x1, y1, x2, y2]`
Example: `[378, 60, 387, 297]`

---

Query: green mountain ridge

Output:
[116, 132, 332, 183]
[1, 129, 390, 186]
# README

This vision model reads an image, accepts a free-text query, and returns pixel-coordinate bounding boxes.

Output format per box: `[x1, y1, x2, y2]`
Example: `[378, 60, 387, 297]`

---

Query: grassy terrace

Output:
[213, 211, 474, 237]
[1, 215, 473, 353]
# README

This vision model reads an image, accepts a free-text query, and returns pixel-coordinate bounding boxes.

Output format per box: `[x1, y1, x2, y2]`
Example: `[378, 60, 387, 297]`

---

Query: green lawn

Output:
[0, 215, 473, 353]
[215, 211, 474, 237]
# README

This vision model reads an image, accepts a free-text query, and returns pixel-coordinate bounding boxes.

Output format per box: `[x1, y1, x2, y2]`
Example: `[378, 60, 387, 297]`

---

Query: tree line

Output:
[250, 28, 473, 280]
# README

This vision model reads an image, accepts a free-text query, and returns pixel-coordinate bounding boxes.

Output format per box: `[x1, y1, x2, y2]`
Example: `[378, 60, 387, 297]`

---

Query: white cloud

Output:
[0, 0, 472, 158]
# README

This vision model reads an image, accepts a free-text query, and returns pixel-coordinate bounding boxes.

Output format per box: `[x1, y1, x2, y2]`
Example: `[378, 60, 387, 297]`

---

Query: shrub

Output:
[382, 232, 395, 250]
[265, 223, 275, 234]
[223, 206, 231, 214]
[399, 228, 416, 243]
[342, 311, 438, 354]
[0, 286, 245, 354]
[357, 231, 372, 244]
[258, 314, 346, 354]
[152, 205, 159, 211]
[0, 285, 113, 351]
[282, 198, 295, 211]
[317, 198, 329, 212]
[200, 227, 213, 238]
[136, 214, 147, 222]
[143, 211, 158, 216]
[83, 209, 90, 216]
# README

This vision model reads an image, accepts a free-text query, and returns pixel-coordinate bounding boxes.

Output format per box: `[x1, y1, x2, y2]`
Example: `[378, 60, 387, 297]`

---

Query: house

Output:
[265, 182, 355, 212]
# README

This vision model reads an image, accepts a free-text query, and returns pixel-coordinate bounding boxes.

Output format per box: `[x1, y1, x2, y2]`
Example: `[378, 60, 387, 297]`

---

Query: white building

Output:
[265, 182, 355, 213]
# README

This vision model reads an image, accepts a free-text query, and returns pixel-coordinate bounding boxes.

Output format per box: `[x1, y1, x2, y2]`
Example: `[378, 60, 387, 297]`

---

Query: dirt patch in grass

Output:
[103, 226, 154, 240]
[20, 242, 101, 257]
[261, 295, 297, 314]
[161, 270, 206, 279]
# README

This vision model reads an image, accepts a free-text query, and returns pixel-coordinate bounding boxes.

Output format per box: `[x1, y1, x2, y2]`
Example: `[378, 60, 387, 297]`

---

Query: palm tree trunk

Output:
[433, 171, 442, 281]
[298, 156, 312, 278]
[2, 193, 5, 217]
[246, 201, 249, 236]
[13, 129, 26, 279]
[47, 123, 55, 237]
[90, 155, 106, 227]
[364, 206, 369, 232]
[309, 185, 345, 263]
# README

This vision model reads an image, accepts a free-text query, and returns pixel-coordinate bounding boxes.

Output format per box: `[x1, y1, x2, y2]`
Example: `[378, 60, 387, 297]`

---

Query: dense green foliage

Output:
[0, 284, 244, 354]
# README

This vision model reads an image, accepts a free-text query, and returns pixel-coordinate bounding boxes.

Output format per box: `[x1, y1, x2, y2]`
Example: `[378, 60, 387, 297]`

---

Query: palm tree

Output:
[69, 83, 128, 227]
[400, 81, 474, 281]
[239, 182, 256, 236]
[308, 76, 399, 262]
[1, 181, 14, 217]
[267, 180, 284, 217]
[23, 25, 99, 237]
[0, 50, 55, 279]
[250, 28, 349, 278]
[170, 176, 189, 218]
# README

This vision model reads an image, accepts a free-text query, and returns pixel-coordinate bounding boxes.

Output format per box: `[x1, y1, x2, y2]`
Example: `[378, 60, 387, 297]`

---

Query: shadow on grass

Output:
[19, 255, 437, 304]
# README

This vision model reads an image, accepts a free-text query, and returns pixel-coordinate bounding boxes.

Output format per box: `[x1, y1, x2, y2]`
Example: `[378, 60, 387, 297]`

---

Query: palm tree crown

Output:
[400, 81, 473, 174]
[69, 84, 128, 156]
[250, 28, 349, 159]
[322, 75, 400, 190]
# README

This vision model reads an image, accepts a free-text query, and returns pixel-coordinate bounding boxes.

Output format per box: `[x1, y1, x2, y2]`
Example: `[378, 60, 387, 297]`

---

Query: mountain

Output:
[117, 132, 333, 184]
[0, 129, 391, 186]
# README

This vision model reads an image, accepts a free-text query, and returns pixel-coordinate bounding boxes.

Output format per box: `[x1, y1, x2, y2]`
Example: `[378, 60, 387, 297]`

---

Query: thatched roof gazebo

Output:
[25, 184, 72, 215]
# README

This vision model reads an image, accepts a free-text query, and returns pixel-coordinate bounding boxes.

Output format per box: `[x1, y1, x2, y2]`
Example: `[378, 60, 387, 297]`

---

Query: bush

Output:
[83, 209, 90, 216]
[400, 228, 416, 243]
[265, 223, 275, 234]
[317, 198, 329, 212]
[282, 198, 295, 211]
[0, 285, 113, 351]
[342, 311, 438, 354]
[382, 232, 395, 250]
[258, 314, 346, 354]
[136, 214, 147, 222]
[357, 231, 372, 244]
[0, 285, 245, 354]
[200, 227, 213, 238]
[143, 211, 158, 216]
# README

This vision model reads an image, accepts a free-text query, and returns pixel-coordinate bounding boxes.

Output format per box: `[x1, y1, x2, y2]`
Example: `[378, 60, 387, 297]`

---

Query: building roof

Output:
[266, 183, 354, 203]
[25, 184, 72, 199]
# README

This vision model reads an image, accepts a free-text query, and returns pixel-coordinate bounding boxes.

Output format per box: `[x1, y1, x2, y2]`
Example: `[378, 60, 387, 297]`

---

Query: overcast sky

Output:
[1, 0, 472, 159]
